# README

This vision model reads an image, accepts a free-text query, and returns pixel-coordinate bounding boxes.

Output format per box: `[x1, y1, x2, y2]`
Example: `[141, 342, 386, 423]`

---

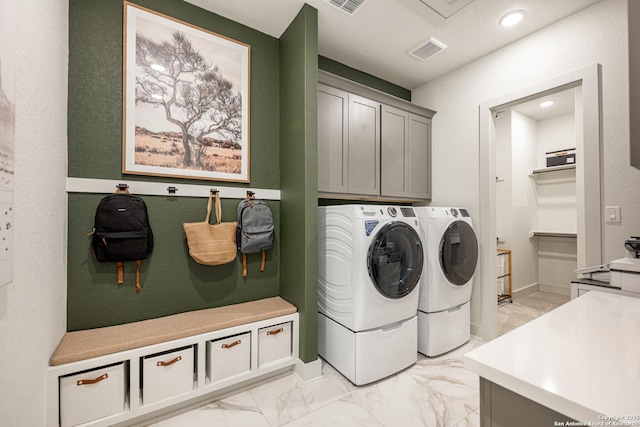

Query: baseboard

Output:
[538, 283, 571, 297]
[512, 283, 539, 300]
[294, 358, 323, 383]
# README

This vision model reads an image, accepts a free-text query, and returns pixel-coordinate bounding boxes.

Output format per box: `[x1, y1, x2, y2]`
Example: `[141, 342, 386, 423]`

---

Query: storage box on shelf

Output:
[47, 297, 298, 427]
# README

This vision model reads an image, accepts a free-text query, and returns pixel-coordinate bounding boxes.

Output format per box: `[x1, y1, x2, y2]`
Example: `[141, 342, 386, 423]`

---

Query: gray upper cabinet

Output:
[318, 71, 435, 201]
[318, 85, 349, 193]
[407, 113, 432, 199]
[381, 106, 432, 199]
[348, 94, 380, 196]
[317, 84, 380, 196]
[381, 105, 409, 198]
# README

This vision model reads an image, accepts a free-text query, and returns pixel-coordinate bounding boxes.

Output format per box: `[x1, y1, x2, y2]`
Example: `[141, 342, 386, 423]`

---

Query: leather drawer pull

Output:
[156, 355, 182, 367]
[267, 327, 284, 336]
[77, 373, 108, 386]
[222, 339, 241, 349]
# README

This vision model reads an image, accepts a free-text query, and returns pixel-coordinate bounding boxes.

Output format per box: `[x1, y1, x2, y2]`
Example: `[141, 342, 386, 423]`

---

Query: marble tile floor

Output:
[142, 337, 485, 427]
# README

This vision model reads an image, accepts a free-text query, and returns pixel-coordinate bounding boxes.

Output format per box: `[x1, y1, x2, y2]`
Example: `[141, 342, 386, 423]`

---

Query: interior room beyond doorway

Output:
[495, 87, 578, 300]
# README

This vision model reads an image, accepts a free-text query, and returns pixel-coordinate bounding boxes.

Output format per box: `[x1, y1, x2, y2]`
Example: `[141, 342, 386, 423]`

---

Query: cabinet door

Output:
[407, 113, 431, 199]
[348, 94, 380, 196]
[381, 105, 409, 198]
[318, 84, 349, 193]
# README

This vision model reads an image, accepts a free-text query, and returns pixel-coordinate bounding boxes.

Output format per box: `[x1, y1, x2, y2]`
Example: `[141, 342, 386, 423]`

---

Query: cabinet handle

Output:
[77, 373, 108, 386]
[267, 328, 284, 336]
[156, 355, 182, 367]
[222, 339, 241, 349]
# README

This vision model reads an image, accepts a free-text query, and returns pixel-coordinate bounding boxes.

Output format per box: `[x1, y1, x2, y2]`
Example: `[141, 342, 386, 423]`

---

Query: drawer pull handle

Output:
[77, 373, 108, 386]
[222, 340, 241, 349]
[157, 355, 182, 367]
[267, 328, 284, 336]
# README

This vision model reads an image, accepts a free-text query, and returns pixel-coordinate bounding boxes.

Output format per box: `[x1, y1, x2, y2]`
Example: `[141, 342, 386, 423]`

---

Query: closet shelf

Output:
[529, 164, 576, 176]
[528, 231, 577, 239]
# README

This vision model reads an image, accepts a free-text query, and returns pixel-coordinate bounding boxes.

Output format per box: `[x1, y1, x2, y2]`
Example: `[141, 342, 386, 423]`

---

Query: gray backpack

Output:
[236, 193, 274, 276]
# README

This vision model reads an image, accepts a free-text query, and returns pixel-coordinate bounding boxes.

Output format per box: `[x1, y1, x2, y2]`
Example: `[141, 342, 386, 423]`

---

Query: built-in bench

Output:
[46, 296, 299, 427]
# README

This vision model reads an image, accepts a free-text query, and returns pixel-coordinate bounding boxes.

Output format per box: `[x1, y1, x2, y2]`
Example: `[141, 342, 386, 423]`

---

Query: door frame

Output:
[475, 64, 603, 340]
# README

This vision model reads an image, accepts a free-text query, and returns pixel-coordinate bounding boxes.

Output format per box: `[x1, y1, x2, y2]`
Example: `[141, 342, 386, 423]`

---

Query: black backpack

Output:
[91, 186, 154, 291]
[236, 193, 274, 276]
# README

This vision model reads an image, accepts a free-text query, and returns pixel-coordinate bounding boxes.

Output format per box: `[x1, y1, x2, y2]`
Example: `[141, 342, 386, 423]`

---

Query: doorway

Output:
[475, 64, 603, 340]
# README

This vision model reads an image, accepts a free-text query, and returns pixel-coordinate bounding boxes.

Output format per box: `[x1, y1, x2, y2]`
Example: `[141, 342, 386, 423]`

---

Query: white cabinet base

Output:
[47, 313, 298, 427]
[318, 313, 417, 386]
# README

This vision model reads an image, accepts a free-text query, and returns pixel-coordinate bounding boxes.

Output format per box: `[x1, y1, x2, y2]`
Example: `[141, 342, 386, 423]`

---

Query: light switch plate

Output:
[605, 206, 621, 223]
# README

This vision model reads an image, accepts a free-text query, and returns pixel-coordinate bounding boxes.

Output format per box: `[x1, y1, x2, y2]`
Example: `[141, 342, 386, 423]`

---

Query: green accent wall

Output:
[279, 5, 319, 364]
[318, 55, 411, 101]
[67, 0, 282, 330]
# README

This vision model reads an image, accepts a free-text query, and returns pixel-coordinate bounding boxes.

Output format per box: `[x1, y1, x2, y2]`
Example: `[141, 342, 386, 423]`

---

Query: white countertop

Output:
[464, 291, 640, 422]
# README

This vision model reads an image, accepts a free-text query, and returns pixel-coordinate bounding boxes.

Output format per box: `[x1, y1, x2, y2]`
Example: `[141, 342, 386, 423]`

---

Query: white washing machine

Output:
[415, 207, 478, 357]
[318, 205, 424, 385]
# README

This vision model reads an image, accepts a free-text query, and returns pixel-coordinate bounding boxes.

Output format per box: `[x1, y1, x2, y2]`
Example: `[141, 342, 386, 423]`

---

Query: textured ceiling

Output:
[184, 0, 602, 90]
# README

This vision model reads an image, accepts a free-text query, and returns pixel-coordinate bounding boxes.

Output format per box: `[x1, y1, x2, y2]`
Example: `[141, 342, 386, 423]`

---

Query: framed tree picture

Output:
[123, 2, 250, 182]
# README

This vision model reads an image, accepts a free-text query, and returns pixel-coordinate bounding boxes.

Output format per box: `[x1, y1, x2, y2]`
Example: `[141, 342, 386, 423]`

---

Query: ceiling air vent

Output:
[407, 37, 447, 61]
[324, 0, 370, 16]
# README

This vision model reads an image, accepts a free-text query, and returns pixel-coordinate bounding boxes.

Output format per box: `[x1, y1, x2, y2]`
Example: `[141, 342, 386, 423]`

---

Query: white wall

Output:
[412, 0, 633, 333]
[0, 0, 68, 424]
[510, 110, 538, 293]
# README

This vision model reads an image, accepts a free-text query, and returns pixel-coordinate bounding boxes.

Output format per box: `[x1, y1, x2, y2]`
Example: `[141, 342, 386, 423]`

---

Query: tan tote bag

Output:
[183, 190, 237, 265]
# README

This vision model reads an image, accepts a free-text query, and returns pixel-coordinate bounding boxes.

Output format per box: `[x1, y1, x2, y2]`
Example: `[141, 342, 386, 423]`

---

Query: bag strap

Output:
[115, 184, 130, 195]
[242, 253, 247, 277]
[261, 250, 266, 272]
[117, 262, 124, 284]
[205, 189, 222, 225]
[135, 260, 142, 292]
[116, 261, 142, 291]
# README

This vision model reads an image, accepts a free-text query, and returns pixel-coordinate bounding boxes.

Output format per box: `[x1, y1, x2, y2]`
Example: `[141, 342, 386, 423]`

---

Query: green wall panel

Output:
[68, 0, 280, 188]
[68, 0, 282, 330]
[68, 193, 280, 330]
[318, 55, 411, 101]
[279, 4, 319, 363]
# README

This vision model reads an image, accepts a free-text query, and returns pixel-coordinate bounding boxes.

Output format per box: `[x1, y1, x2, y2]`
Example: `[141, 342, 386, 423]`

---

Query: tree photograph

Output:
[123, 4, 250, 182]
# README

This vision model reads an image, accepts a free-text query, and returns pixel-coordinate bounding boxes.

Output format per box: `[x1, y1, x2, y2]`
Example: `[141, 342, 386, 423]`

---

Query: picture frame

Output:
[123, 2, 250, 182]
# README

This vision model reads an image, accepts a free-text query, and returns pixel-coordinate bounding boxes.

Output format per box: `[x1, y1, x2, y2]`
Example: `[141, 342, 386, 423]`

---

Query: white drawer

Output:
[258, 322, 292, 367]
[207, 332, 251, 383]
[142, 346, 194, 405]
[59, 362, 126, 427]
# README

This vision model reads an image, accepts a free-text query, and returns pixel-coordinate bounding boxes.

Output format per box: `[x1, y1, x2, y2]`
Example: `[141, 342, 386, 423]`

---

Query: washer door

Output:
[439, 220, 478, 286]
[367, 222, 423, 299]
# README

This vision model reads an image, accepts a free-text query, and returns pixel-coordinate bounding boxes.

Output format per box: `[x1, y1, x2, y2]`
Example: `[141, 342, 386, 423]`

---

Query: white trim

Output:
[511, 283, 540, 300]
[477, 64, 603, 341]
[66, 177, 281, 200]
[538, 283, 571, 297]
[293, 358, 323, 383]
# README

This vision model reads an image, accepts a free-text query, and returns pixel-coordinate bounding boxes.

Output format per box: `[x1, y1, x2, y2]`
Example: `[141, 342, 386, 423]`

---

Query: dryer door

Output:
[439, 220, 478, 286]
[367, 222, 424, 299]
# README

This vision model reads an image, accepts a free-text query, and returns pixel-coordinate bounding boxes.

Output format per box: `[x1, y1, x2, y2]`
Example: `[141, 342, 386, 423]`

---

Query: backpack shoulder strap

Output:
[117, 262, 124, 284]
[135, 260, 142, 292]
[243, 253, 248, 277]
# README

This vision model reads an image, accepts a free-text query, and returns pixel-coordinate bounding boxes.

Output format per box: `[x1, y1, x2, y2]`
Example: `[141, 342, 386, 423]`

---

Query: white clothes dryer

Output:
[318, 204, 424, 385]
[415, 207, 478, 357]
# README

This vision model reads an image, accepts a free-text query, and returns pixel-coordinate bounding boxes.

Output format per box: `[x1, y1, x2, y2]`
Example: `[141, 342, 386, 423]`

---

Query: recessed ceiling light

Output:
[151, 94, 163, 100]
[151, 63, 166, 72]
[540, 100, 555, 108]
[499, 10, 525, 27]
